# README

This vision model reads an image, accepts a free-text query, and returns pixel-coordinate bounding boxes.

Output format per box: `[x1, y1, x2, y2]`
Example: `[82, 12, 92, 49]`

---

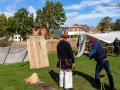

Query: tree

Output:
[36, 1, 66, 34]
[6, 16, 17, 36]
[14, 8, 34, 40]
[35, 9, 43, 27]
[0, 14, 7, 37]
[114, 19, 120, 31]
[97, 16, 113, 31]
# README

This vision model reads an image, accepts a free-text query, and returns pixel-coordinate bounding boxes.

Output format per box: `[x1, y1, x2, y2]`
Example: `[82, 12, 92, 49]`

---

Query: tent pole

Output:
[20, 50, 28, 66]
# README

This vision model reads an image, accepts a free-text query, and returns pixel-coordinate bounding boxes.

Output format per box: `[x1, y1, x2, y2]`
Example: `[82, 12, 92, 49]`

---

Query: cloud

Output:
[92, 3, 120, 15]
[14, 0, 23, 3]
[64, 13, 98, 27]
[64, 0, 111, 10]
[5, 2, 16, 14]
[64, 4, 83, 10]
[0, 0, 6, 3]
[66, 12, 80, 18]
[64, 0, 120, 27]
[64, 6, 120, 27]
[28, 6, 36, 20]
[5, 0, 25, 13]
[0, 12, 13, 18]
[28, 6, 36, 14]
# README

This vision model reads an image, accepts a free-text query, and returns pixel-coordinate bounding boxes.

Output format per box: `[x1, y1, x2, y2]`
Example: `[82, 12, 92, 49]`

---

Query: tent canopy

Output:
[87, 31, 120, 44]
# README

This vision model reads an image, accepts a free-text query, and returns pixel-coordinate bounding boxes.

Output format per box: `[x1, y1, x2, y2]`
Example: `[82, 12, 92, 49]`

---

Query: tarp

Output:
[87, 31, 120, 44]
[0, 43, 28, 65]
[75, 34, 86, 57]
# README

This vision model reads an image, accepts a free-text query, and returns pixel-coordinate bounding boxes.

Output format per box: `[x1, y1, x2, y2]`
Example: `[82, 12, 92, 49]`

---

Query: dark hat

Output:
[62, 33, 68, 39]
[89, 38, 95, 43]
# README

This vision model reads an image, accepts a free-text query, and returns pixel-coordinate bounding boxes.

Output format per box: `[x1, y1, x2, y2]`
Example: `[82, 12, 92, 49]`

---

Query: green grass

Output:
[0, 53, 120, 90]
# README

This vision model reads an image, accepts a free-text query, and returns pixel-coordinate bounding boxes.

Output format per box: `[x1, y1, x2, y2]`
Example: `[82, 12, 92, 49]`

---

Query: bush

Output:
[0, 40, 12, 47]
[53, 36, 60, 39]
[72, 34, 78, 38]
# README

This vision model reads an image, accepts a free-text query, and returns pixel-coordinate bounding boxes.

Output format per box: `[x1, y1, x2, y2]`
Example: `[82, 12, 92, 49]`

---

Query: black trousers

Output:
[114, 47, 119, 56]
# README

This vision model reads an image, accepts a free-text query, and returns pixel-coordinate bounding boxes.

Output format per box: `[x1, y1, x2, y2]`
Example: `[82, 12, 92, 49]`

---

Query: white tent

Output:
[75, 31, 120, 57]
[87, 31, 120, 46]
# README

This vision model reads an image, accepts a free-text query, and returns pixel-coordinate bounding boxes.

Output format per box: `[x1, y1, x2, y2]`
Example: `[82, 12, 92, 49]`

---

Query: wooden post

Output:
[27, 36, 49, 69]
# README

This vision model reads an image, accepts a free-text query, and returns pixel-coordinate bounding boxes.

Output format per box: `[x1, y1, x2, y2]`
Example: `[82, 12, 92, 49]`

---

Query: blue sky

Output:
[0, 0, 120, 28]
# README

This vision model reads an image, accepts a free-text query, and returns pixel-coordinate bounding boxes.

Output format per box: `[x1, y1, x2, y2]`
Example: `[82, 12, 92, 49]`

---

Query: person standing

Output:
[57, 33, 75, 90]
[86, 38, 116, 90]
[113, 37, 120, 56]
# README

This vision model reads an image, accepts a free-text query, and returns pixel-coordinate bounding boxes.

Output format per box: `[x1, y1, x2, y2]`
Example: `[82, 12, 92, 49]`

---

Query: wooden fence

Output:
[46, 38, 78, 53]
[14, 38, 114, 54]
[14, 38, 78, 53]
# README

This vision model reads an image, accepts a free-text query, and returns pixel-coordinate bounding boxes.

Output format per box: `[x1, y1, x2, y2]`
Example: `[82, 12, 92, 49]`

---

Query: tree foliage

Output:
[35, 9, 43, 27]
[0, 1, 66, 40]
[114, 19, 120, 31]
[0, 14, 7, 37]
[37, 1, 66, 33]
[6, 17, 17, 36]
[13, 8, 34, 40]
[97, 16, 113, 31]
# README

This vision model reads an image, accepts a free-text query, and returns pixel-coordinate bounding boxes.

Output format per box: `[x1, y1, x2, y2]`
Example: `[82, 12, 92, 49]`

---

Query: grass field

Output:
[0, 53, 120, 90]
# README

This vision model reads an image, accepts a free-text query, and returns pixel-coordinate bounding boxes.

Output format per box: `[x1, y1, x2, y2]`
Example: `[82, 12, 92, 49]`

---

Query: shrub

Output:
[53, 36, 60, 39]
[72, 34, 78, 38]
[0, 40, 12, 47]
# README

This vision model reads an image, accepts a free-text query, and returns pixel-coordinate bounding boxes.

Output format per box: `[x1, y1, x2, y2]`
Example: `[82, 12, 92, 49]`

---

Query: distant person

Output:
[57, 33, 75, 90]
[113, 37, 120, 56]
[85, 38, 116, 90]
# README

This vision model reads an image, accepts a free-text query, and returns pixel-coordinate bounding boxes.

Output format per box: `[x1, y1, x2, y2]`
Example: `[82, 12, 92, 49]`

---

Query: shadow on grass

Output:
[49, 70, 59, 85]
[73, 70, 110, 90]
[107, 54, 115, 57]
[49, 70, 112, 90]
[20, 61, 29, 66]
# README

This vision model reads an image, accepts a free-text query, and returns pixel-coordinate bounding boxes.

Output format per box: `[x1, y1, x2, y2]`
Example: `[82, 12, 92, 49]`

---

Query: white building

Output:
[13, 32, 23, 42]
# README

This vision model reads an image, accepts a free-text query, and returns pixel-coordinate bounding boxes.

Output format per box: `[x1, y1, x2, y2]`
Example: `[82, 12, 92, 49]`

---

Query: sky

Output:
[0, 0, 120, 28]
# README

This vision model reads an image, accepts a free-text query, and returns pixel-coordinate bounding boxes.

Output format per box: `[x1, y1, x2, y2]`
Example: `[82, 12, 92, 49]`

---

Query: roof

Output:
[53, 30, 63, 37]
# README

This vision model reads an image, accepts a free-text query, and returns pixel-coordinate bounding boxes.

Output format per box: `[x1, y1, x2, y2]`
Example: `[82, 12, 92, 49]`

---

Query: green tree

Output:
[110, 22, 115, 30]
[39, 1, 66, 33]
[35, 9, 43, 27]
[0, 14, 7, 37]
[6, 17, 17, 36]
[97, 16, 113, 31]
[114, 19, 120, 31]
[14, 8, 34, 40]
